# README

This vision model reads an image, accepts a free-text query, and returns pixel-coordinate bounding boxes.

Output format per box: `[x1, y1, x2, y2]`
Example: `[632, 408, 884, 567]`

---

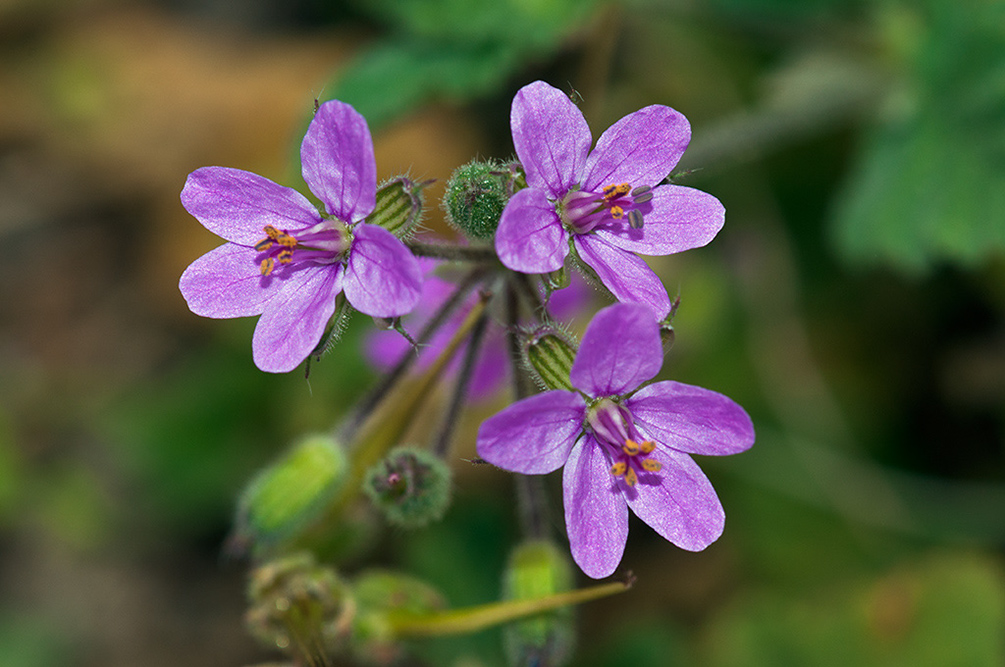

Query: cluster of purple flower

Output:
[179, 81, 754, 580]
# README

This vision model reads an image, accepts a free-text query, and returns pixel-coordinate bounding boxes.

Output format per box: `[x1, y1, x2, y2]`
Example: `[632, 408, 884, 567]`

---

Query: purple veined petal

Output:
[343, 223, 422, 318]
[569, 303, 663, 398]
[626, 381, 755, 456]
[496, 188, 570, 274]
[511, 81, 592, 196]
[301, 100, 377, 222]
[179, 243, 285, 318]
[624, 446, 724, 551]
[582, 105, 690, 192]
[595, 185, 725, 256]
[477, 391, 586, 474]
[181, 167, 323, 246]
[563, 436, 629, 579]
[252, 264, 343, 373]
[573, 234, 672, 319]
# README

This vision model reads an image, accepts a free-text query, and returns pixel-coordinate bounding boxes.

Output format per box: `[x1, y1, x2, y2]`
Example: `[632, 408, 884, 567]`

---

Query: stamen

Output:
[642, 459, 662, 472]
[610, 462, 627, 476]
[622, 440, 640, 456]
[610, 206, 624, 219]
[254, 239, 274, 251]
[263, 225, 282, 240]
[630, 185, 651, 197]
[624, 467, 638, 487]
[277, 249, 294, 264]
[276, 232, 298, 247]
[602, 183, 631, 200]
[259, 257, 275, 275]
[639, 441, 655, 454]
[627, 209, 644, 229]
[632, 191, 653, 204]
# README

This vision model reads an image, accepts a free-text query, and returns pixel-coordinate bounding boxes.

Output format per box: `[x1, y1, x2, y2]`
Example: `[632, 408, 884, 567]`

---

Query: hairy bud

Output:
[245, 553, 350, 659]
[444, 159, 511, 240]
[363, 446, 451, 528]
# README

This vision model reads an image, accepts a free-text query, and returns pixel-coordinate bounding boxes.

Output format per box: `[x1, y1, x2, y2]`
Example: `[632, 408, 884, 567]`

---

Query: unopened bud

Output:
[522, 324, 578, 391]
[365, 177, 426, 239]
[363, 446, 451, 528]
[232, 435, 348, 557]
[444, 159, 510, 241]
[350, 570, 446, 664]
[502, 540, 575, 667]
[245, 553, 350, 659]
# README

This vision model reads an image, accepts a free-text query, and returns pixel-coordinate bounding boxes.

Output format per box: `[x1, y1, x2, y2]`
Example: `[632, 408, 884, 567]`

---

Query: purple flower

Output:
[495, 81, 725, 319]
[477, 303, 754, 579]
[179, 100, 422, 373]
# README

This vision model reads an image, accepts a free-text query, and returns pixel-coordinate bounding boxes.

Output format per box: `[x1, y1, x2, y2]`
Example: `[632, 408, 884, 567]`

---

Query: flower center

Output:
[558, 183, 654, 235]
[585, 398, 662, 487]
[253, 220, 351, 276]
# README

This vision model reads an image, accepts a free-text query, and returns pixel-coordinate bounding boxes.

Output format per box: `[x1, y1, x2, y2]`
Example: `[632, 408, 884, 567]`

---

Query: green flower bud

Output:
[362, 446, 451, 528]
[232, 435, 348, 557]
[351, 569, 446, 663]
[503, 540, 575, 667]
[365, 176, 426, 239]
[521, 324, 578, 392]
[245, 553, 350, 660]
[444, 159, 510, 241]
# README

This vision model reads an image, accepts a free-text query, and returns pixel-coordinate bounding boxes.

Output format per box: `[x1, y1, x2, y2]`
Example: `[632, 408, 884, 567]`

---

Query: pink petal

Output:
[179, 243, 284, 318]
[181, 167, 322, 246]
[496, 188, 570, 273]
[624, 446, 724, 551]
[511, 81, 591, 196]
[582, 105, 690, 192]
[573, 234, 672, 319]
[301, 100, 377, 222]
[252, 265, 343, 373]
[477, 391, 586, 474]
[569, 303, 663, 398]
[595, 185, 725, 255]
[563, 436, 628, 579]
[626, 381, 755, 456]
[343, 223, 422, 317]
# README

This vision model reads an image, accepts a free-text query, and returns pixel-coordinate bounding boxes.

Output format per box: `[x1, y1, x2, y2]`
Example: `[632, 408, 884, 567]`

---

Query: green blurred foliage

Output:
[324, 0, 599, 129]
[833, 0, 1005, 273]
[704, 552, 1005, 666]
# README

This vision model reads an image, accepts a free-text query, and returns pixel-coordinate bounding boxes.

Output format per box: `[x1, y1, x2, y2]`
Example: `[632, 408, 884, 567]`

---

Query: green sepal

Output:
[366, 176, 426, 239]
[522, 324, 578, 392]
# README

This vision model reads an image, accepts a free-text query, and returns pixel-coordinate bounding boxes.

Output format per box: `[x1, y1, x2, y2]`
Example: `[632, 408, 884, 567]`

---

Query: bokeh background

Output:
[2, 0, 1004, 665]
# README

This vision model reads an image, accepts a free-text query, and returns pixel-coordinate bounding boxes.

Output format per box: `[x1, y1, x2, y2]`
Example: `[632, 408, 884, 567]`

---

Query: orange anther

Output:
[624, 467, 638, 487]
[622, 440, 640, 456]
[642, 459, 662, 472]
[259, 257, 275, 275]
[610, 462, 627, 476]
[610, 206, 624, 219]
[639, 441, 655, 455]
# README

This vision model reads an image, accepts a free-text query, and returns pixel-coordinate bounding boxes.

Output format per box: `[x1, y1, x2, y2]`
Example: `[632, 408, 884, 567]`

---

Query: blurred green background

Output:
[1, 0, 1003, 665]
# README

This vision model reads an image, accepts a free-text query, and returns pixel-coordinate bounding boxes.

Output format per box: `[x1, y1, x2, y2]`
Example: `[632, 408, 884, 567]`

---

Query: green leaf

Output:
[832, 0, 1005, 273]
